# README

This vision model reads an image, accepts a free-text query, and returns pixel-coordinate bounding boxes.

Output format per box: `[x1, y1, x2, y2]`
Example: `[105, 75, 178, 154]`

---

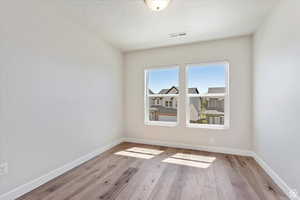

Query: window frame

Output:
[185, 61, 230, 129]
[144, 66, 180, 127]
[165, 101, 169, 107]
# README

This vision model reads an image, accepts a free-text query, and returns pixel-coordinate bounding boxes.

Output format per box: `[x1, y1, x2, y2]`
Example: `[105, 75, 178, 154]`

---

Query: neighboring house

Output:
[189, 88, 201, 121]
[197, 87, 225, 125]
[149, 86, 225, 125]
[149, 86, 179, 122]
[189, 103, 199, 121]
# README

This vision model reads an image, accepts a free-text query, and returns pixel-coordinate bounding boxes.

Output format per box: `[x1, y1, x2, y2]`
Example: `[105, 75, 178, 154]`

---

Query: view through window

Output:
[186, 62, 229, 128]
[145, 67, 179, 125]
[144, 62, 229, 128]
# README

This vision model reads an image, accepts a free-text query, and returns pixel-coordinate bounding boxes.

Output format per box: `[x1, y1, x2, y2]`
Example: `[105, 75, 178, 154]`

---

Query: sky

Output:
[148, 65, 225, 94]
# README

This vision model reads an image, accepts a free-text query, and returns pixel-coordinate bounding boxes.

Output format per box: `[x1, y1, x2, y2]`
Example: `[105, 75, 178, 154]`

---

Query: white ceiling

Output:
[53, 0, 278, 51]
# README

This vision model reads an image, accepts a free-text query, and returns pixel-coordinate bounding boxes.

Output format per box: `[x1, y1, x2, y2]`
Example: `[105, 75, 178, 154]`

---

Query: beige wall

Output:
[253, 0, 300, 193]
[0, 0, 123, 195]
[124, 36, 253, 150]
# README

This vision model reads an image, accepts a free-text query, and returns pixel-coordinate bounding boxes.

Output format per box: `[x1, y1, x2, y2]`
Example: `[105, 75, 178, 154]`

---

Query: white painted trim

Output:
[252, 153, 300, 200]
[185, 61, 230, 130]
[186, 123, 229, 130]
[148, 94, 179, 97]
[0, 138, 123, 200]
[144, 121, 178, 127]
[1, 137, 298, 200]
[144, 66, 180, 126]
[187, 93, 226, 97]
[123, 137, 253, 157]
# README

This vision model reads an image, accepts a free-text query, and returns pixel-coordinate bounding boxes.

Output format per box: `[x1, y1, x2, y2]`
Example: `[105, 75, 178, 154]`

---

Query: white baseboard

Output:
[0, 138, 123, 200]
[252, 153, 299, 200]
[1, 137, 298, 200]
[123, 137, 253, 157]
[124, 137, 298, 200]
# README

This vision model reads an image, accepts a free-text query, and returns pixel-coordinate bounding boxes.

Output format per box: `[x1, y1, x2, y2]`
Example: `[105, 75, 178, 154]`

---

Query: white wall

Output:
[124, 36, 253, 150]
[253, 0, 300, 193]
[3, 0, 298, 196]
[0, 0, 123, 195]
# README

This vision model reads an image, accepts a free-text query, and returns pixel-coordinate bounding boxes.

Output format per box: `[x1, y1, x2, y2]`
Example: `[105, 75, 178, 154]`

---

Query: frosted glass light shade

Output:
[144, 0, 171, 11]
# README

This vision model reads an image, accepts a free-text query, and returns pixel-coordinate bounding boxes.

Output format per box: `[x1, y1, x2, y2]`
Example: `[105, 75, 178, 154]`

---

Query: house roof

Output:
[188, 88, 199, 94]
[167, 86, 179, 94]
[157, 86, 200, 94]
[155, 87, 224, 95]
[148, 89, 154, 94]
[208, 87, 225, 94]
[158, 86, 179, 94]
[159, 89, 169, 94]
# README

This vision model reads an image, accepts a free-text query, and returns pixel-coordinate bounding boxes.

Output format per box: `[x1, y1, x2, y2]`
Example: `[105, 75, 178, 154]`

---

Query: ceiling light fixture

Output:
[144, 0, 171, 12]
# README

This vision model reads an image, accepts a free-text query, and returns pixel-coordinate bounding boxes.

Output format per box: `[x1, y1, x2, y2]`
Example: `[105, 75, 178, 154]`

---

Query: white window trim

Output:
[148, 94, 178, 97]
[185, 61, 230, 129]
[144, 66, 180, 127]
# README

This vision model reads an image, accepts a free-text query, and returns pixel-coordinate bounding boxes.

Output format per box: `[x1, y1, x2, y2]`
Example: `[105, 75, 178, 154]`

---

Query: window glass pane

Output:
[189, 97, 224, 125]
[188, 64, 226, 94]
[148, 68, 179, 94]
[148, 97, 178, 122]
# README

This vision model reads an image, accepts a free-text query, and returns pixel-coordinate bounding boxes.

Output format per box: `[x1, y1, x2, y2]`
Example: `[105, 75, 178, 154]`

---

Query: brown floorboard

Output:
[17, 142, 289, 200]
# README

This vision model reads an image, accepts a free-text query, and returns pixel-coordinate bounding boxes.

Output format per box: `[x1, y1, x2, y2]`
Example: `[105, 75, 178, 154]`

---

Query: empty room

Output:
[0, 0, 299, 199]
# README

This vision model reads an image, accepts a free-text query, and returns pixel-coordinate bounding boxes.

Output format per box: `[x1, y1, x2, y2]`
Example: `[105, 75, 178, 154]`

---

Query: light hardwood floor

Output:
[18, 142, 288, 200]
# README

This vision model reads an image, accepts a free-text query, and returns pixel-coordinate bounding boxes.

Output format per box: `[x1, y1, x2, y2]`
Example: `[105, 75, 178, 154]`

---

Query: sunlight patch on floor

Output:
[126, 147, 164, 155]
[114, 147, 164, 159]
[163, 158, 211, 168]
[162, 153, 216, 168]
[171, 153, 216, 163]
[115, 151, 154, 159]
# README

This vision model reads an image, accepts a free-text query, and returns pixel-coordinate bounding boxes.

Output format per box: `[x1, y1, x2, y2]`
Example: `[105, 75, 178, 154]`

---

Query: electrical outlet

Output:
[0, 163, 8, 176]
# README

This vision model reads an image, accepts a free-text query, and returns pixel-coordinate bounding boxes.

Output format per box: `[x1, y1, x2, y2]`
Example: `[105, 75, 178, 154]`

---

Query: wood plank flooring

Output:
[18, 142, 288, 200]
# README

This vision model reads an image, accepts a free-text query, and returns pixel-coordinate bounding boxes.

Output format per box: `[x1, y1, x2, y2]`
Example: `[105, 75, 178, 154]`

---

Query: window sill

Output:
[186, 123, 229, 130]
[145, 121, 178, 127]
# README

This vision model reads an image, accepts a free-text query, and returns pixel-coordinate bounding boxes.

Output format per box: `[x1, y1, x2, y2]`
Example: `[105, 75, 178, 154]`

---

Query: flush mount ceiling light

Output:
[144, 0, 171, 11]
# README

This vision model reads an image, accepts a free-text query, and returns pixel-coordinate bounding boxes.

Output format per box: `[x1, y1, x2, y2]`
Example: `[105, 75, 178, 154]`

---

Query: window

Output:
[145, 67, 179, 126]
[152, 99, 156, 105]
[186, 62, 229, 129]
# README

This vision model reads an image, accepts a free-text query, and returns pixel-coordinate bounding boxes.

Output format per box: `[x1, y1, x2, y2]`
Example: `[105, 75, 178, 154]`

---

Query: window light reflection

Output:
[126, 147, 164, 155]
[162, 153, 216, 168]
[163, 158, 211, 168]
[171, 153, 216, 163]
[114, 151, 154, 159]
